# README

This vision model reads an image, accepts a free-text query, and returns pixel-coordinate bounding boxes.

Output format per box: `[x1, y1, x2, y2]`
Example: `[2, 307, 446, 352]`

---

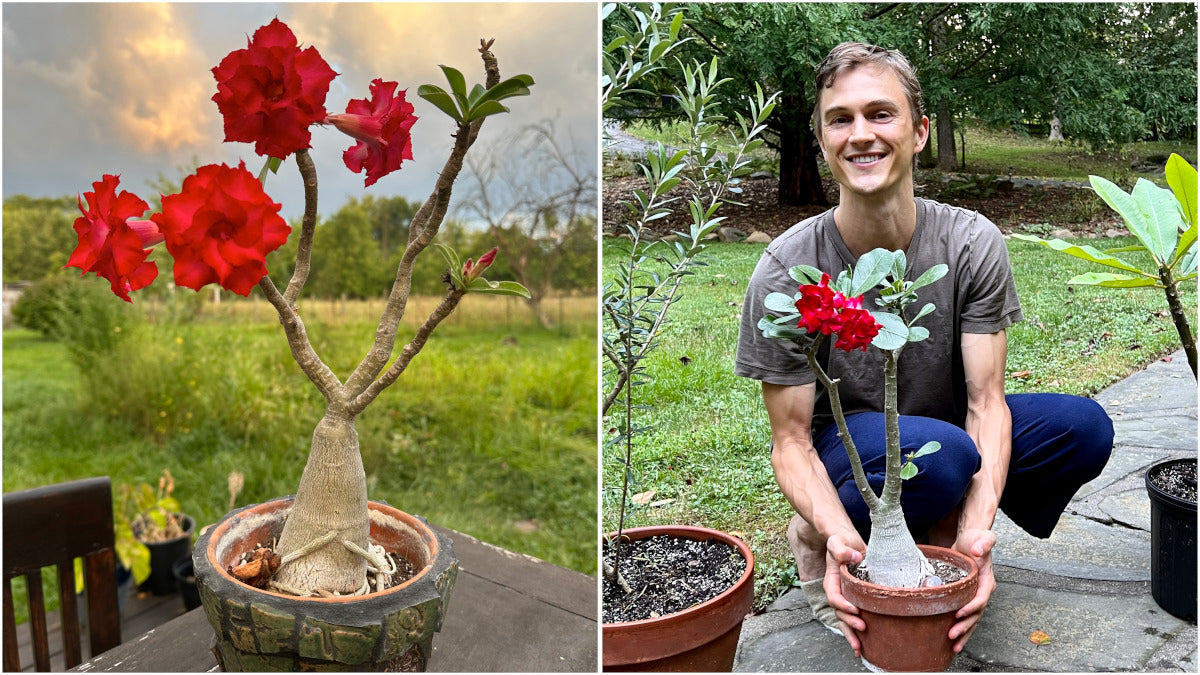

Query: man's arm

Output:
[763, 381, 868, 653]
[949, 330, 1011, 651]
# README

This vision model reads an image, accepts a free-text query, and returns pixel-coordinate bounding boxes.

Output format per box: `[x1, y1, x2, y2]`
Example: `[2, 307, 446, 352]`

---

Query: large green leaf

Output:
[870, 311, 908, 350]
[417, 85, 464, 124]
[477, 74, 536, 105]
[788, 264, 824, 285]
[909, 263, 948, 292]
[1131, 178, 1182, 263]
[1067, 272, 1160, 288]
[1010, 234, 1145, 274]
[468, 278, 531, 297]
[851, 248, 895, 296]
[758, 315, 807, 340]
[1090, 175, 1156, 256]
[1166, 154, 1197, 229]
[439, 65, 468, 102]
[764, 292, 798, 314]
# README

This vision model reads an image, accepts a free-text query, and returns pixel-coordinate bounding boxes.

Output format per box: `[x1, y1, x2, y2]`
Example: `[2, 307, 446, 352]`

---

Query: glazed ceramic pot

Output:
[840, 544, 978, 672]
[602, 525, 755, 672]
[193, 496, 457, 671]
[1146, 458, 1197, 621]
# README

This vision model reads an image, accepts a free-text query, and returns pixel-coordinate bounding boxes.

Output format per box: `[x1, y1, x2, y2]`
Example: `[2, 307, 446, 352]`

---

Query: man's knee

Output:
[1011, 393, 1114, 479]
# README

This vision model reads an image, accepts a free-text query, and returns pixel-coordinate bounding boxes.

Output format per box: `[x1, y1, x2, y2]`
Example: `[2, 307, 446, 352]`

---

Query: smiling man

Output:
[735, 42, 1114, 658]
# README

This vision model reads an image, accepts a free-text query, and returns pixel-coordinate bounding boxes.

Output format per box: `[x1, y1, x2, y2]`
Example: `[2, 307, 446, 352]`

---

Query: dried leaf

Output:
[1029, 630, 1052, 645]
[648, 498, 675, 508]
[631, 490, 656, 506]
[1010, 370, 1033, 379]
[514, 519, 539, 533]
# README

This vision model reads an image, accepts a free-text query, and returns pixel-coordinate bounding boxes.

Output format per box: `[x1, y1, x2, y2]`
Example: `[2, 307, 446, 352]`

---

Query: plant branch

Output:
[347, 289, 466, 414]
[345, 41, 500, 403]
[879, 349, 904, 506]
[1159, 264, 1198, 378]
[258, 275, 343, 402]
[284, 149, 319, 306]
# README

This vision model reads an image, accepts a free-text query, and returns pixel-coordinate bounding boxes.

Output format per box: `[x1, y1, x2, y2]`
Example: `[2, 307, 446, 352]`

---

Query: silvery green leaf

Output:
[789, 264, 824, 285]
[851, 248, 895, 296]
[912, 441, 941, 458]
[871, 311, 908, 351]
[900, 462, 918, 480]
[908, 326, 930, 342]
[764, 292, 798, 313]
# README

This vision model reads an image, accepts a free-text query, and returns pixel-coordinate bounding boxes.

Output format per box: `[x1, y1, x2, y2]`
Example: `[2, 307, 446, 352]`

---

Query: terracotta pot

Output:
[1146, 458, 1197, 621]
[193, 497, 457, 671]
[602, 525, 755, 672]
[840, 544, 978, 672]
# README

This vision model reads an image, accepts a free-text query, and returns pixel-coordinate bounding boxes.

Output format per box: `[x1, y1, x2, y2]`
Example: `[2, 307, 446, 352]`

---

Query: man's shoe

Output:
[799, 578, 843, 636]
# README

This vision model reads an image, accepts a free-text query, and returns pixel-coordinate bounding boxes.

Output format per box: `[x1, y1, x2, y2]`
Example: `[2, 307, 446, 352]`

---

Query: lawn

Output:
[600, 237, 1196, 608]
[4, 293, 597, 620]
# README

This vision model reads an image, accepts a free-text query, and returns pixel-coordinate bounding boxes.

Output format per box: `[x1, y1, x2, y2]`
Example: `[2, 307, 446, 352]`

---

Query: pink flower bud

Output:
[462, 246, 499, 282]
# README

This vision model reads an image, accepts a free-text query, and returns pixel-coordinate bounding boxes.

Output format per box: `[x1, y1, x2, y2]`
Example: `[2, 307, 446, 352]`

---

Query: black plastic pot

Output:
[172, 555, 202, 611]
[1146, 458, 1196, 621]
[137, 513, 196, 595]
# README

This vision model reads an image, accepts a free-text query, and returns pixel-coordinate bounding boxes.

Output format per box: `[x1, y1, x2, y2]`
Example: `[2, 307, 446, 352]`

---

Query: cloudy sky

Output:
[2, 2, 598, 221]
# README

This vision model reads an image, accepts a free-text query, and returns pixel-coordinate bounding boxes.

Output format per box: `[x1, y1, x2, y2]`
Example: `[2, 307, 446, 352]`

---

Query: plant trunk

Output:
[863, 504, 928, 588]
[272, 409, 370, 595]
[1160, 265, 1198, 378]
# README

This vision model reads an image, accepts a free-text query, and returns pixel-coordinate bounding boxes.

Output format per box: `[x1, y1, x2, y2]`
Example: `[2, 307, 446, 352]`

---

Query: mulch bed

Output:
[602, 173, 1125, 240]
[602, 534, 746, 624]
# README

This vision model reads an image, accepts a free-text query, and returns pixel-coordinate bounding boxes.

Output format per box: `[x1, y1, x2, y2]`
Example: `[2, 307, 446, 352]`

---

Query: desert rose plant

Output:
[64, 19, 533, 597]
[759, 249, 948, 588]
[1013, 153, 1197, 378]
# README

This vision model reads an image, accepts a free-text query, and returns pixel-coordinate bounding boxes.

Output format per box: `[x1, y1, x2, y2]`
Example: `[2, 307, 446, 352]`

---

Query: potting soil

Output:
[602, 534, 745, 624]
[849, 557, 966, 586]
[1149, 461, 1197, 502]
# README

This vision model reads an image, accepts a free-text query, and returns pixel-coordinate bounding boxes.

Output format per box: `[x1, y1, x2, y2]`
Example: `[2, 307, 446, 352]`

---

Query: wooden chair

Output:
[3, 477, 122, 671]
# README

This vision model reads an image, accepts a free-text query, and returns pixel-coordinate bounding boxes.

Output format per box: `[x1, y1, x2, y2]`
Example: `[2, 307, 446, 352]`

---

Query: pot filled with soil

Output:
[136, 513, 195, 595]
[1146, 458, 1196, 621]
[602, 525, 754, 672]
[193, 496, 457, 672]
[840, 544, 978, 672]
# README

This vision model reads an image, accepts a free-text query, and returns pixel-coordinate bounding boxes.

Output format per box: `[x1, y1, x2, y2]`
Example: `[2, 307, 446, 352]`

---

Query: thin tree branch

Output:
[258, 275, 343, 402]
[284, 149, 319, 306]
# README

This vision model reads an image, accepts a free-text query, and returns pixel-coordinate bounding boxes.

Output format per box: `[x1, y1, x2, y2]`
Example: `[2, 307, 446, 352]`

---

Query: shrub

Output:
[11, 275, 74, 336]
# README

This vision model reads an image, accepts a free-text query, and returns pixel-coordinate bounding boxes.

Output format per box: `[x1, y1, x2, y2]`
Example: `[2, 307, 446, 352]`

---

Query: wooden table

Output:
[70, 527, 597, 672]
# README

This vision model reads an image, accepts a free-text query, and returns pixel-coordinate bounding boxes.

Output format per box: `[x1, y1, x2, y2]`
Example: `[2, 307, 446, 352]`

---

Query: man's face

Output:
[815, 64, 929, 201]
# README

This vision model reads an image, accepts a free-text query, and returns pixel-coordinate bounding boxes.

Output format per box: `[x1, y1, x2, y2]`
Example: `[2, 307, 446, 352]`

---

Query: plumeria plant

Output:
[759, 249, 948, 588]
[63, 19, 532, 598]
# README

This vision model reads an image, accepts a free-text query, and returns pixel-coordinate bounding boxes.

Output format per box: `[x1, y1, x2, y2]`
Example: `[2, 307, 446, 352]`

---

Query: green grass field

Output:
[600, 238, 1196, 608]
[4, 294, 597, 620]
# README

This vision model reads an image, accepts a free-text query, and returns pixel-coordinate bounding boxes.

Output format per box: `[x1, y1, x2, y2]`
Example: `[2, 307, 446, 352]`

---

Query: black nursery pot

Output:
[1146, 459, 1197, 621]
[138, 514, 196, 595]
[172, 555, 202, 611]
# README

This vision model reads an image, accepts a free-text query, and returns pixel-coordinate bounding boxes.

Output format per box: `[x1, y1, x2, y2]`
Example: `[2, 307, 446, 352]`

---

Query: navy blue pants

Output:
[812, 393, 1114, 541]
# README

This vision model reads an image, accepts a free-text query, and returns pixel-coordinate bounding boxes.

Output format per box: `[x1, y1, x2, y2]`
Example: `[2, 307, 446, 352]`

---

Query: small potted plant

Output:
[62, 18, 532, 672]
[1145, 458, 1196, 620]
[118, 470, 195, 596]
[758, 249, 978, 672]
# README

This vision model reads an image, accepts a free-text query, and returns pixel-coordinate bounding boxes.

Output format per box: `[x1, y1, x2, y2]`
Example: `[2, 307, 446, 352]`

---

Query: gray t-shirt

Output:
[735, 198, 1023, 433]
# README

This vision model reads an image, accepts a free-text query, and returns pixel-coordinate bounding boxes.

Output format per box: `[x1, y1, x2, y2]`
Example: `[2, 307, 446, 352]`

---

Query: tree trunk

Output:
[918, 141, 936, 169]
[777, 88, 828, 207]
[1049, 115, 1065, 142]
[272, 409, 370, 595]
[936, 101, 957, 171]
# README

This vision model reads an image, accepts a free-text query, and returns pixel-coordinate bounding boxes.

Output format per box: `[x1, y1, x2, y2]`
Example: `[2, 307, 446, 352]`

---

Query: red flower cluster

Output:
[211, 18, 337, 159]
[794, 274, 881, 352]
[152, 163, 291, 296]
[65, 175, 162, 302]
[326, 79, 418, 187]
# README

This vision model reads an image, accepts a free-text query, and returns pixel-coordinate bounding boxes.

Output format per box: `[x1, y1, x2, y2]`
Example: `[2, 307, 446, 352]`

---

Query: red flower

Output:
[462, 247, 498, 282]
[151, 163, 290, 296]
[211, 18, 337, 158]
[794, 273, 881, 351]
[65, 175, 160, 302]
[326, 79, 418, 187]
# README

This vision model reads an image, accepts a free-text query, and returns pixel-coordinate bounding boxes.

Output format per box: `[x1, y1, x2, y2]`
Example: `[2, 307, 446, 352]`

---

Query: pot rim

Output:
[203, 496, 439, 604]
[1146, 458, 1197, 510]
[601, 524, 755, 629]
[840, 544, 979, 615]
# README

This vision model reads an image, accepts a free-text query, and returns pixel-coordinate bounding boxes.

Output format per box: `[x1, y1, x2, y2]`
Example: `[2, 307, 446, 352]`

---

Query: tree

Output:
[3, 195, 78, 282]
[459, 121, 597, 327]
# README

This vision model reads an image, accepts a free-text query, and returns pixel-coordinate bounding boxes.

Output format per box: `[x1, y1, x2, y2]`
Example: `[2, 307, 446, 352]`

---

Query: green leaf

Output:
[912, 440, 941, 458]
[909, 264, 948, 292]
[908, 326, 930, 342]
[468, 277, 531, 298]
[1010, 234, 1145, 274]
[758, 316, 807, 340]
[477, 74, 536, 105]
[789, 264, 824, 285]
[764, 292, 798, 314]
[851, 248, 895, 296]
[417, 85, 464, 123]
[871, 311, 908, 350]
[912, 302, 936, 323]
[439, 65, 468, 100]
[1166, 153, 1197, 230]
[1067, 272, 1160, 288]
[467, 100, 510, 121]
[1131, 178, 1182, 263]
[899, 462, 918, 480]
[433, 243, 464, 289]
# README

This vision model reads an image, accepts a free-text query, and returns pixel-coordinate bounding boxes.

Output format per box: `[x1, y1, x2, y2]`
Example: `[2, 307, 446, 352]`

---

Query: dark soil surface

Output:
[231, 540, 417, 595]
[850, 557, 967, 586]
[602, 173, 1124, 240]
[602, 534, 746, 624]
[1149, 460, 1197, 503]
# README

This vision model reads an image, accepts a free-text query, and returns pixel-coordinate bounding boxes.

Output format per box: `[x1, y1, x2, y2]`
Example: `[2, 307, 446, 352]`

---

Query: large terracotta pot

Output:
[193, 497, 457, 671]
[602, 525, 755, 672]
[840, 544, 978, 672]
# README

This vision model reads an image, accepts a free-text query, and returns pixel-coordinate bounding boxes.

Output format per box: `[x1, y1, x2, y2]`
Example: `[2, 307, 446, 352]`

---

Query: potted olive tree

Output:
[63, 19, 532, 671]
[758, 249, 980, 672]
[600, 4, 776, 671]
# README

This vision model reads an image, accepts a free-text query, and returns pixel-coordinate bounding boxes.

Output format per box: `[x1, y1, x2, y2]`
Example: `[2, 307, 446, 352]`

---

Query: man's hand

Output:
[823, 533, 867, 656]
[950, 528, 997, 652]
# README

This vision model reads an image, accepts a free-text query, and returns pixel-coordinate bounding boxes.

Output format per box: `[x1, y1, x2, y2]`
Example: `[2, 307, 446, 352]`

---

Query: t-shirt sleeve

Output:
[734, 248, 817, 385]
[960, 215, 1023, 334]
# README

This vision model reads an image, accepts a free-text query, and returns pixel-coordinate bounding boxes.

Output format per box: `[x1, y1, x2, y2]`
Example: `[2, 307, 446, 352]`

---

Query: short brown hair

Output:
[812, 42, 925, 137]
